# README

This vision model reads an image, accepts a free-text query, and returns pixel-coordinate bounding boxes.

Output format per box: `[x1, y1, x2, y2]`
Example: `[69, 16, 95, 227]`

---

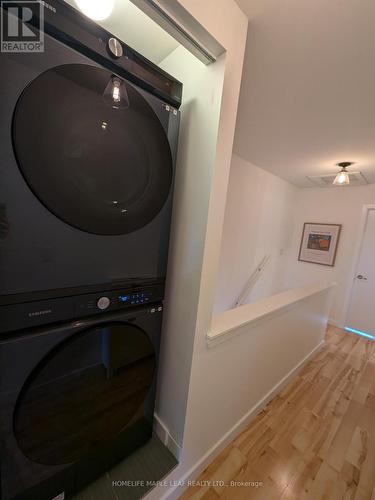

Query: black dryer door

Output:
[13, 322, 156, 466]
[12, 63, 173, 235]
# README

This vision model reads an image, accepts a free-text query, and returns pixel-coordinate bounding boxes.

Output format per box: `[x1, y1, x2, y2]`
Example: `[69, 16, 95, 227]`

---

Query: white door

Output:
[346, 209, 375, 337]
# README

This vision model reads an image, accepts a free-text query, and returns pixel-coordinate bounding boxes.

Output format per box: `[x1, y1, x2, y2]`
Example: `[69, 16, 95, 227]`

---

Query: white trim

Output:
[165, 433, 181, 460]
[207, 283, 335, 347]
[153, 413, 169, 444]
[154, 413, 182, 460]
[342, 204, 375, 327]
[328, 319, 344, 329]
[158, 340, 324, 499]
[130, 0, 225, 64]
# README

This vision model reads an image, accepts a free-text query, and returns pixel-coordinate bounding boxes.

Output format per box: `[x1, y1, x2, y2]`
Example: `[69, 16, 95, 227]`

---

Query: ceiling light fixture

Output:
[333, 162, 353, 186]
[74, 0, 115, 21]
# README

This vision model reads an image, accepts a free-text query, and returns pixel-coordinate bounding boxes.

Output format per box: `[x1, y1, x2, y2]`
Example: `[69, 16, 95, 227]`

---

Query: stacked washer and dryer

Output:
[0, 1, 182, 499]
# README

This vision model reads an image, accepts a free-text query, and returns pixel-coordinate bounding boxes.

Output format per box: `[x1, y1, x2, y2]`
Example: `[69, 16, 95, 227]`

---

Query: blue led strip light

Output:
[345, 327, 375, 341]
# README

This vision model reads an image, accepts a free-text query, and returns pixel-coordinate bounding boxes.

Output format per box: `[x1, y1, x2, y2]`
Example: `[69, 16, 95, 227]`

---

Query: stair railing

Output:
[234, 254, 271, 308]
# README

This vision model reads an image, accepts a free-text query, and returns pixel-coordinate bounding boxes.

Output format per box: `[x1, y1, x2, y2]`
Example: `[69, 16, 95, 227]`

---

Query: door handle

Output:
[357, 274, 368, 280]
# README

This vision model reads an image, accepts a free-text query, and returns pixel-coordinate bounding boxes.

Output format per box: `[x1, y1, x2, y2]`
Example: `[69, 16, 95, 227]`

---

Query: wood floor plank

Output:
[325, 399, 363, 472]
[354, 407, 375, 498]
[182, 486, 220, 500]
[279, 452, 323, 500]
[181, 327, 375, 500]
[304, 462, 340, 500]
[337, 460, 362, 500]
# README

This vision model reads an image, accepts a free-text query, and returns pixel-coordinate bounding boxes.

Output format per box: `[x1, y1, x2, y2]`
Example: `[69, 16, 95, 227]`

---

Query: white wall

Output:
[177, 284, 332, 495]
[156, 45, 226, 448]
[285, 184, 375, 327]
[216, 155, 375, 328]
[215, 154, 297, 312]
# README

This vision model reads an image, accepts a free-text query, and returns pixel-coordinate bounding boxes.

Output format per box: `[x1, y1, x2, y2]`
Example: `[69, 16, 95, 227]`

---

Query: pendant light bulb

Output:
[333, 162, 353, 186]
[74, 0, 115, 21]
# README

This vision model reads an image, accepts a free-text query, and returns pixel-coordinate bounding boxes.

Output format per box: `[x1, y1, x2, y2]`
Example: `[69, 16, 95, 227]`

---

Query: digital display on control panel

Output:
[118, 295, 130, 303]
[118, 292, 152, 305]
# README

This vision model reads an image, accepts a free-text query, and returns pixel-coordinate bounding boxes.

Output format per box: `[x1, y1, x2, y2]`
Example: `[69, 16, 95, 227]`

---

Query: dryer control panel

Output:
[0, 282, 164, 334]
[76, 287, 157, 316]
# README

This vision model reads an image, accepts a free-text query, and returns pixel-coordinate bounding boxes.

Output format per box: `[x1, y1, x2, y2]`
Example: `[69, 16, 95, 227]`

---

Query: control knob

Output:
[97, 296, 111, 310]
[108, 37, 123, 58]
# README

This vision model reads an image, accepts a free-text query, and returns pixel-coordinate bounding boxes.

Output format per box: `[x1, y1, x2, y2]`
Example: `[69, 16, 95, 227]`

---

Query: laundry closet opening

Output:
[64, 0, 227, 455]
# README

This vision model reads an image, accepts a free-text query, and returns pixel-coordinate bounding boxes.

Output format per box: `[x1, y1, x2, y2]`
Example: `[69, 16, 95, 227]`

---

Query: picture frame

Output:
[298, 223, 342, 266]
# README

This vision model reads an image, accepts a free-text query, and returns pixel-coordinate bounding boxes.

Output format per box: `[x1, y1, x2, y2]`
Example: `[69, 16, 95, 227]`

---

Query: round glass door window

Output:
[12, 64, 173, 235]
[13, 323, 156, 465]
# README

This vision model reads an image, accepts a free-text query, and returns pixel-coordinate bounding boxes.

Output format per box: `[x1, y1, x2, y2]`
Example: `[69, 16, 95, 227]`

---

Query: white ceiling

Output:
[64, 0, 179, 65]
[234, 0, 375, 187]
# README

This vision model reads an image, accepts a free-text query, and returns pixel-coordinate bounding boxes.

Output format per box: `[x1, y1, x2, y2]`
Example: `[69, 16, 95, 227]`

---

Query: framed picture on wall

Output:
[298, 223, 342, 266]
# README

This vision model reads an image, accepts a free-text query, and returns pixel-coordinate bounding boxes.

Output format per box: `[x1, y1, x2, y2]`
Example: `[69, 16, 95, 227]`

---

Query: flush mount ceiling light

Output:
[74, 0, 115, 21]
[333, 162, 353, 186]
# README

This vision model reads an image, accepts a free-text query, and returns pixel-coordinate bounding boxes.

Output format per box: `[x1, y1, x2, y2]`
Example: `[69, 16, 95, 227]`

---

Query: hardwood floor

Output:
[181, 327, 375, 500]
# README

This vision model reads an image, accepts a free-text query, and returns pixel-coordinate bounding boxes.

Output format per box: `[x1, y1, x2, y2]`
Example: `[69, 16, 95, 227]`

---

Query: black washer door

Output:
[13, 322, 156, 465]
[12, 64, 173, 235]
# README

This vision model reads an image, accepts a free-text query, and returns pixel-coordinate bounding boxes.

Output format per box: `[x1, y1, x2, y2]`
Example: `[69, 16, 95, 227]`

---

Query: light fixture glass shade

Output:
[333, 169, 350, 185]
[103, 76, 130, 109]
[74, 0, 115, 21]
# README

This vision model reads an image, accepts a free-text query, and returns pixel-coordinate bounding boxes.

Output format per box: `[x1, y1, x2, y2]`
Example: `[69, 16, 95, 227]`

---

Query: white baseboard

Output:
[159, 340, 324, 500]
[153, 413, 168, 444]
[328, 318, 344, 329]
[154, 413, 182, 460]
